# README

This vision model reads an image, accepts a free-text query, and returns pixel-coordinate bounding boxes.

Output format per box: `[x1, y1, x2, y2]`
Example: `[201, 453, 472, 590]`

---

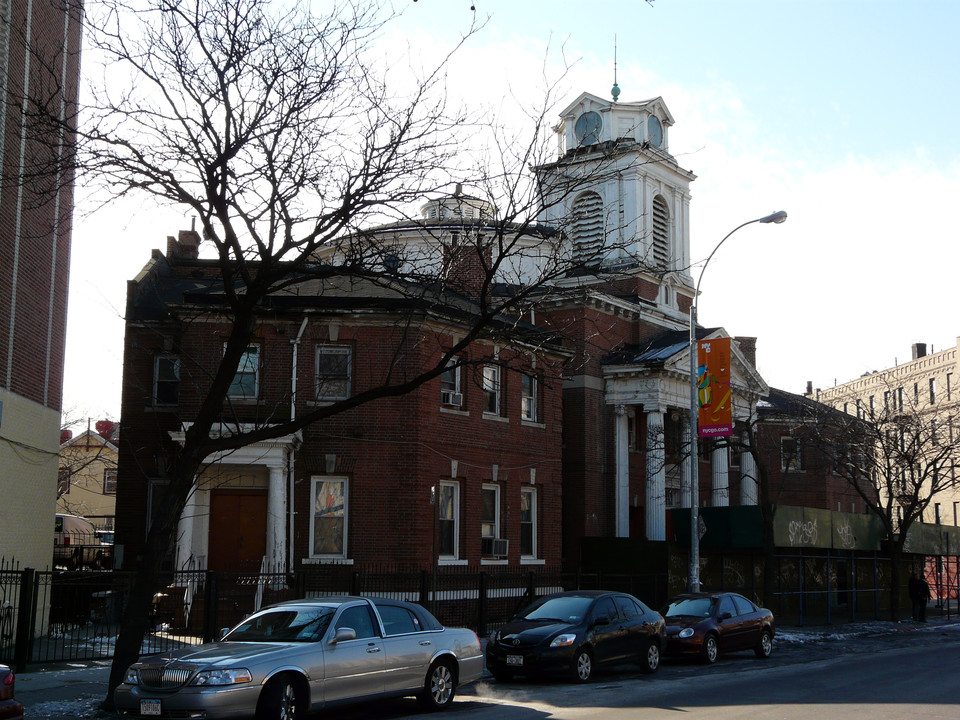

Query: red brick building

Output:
[0, 0, 82, 570]
[116, 227, 567, 573]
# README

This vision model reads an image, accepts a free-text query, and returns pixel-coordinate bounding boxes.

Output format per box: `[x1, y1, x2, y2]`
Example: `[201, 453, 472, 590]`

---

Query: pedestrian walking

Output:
[909, 570, 930, 622]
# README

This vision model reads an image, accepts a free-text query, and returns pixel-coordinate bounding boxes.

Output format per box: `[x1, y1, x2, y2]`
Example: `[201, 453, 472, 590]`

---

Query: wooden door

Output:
[208, 489, 268, 571]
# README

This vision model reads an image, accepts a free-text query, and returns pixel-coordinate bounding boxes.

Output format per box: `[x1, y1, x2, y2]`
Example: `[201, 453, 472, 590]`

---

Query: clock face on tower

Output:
[648, 115, 663, 147]
[575, 111, 602, 146]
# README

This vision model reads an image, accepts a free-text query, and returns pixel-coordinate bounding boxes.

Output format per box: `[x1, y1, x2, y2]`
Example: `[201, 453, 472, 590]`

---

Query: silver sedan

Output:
[114, 596, 484, 719]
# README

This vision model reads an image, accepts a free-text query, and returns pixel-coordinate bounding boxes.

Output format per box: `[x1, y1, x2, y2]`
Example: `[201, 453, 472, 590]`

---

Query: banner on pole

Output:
[697, 337, 733, 437]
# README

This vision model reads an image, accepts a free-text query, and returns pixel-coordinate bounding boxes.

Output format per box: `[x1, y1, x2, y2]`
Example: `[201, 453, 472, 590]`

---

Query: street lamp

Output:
[688, 210, 787, 593]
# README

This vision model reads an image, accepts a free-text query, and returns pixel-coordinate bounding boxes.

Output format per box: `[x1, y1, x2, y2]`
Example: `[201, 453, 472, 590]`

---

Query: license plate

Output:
[141, 699, 161, 716]
[506, 655, 523, 666]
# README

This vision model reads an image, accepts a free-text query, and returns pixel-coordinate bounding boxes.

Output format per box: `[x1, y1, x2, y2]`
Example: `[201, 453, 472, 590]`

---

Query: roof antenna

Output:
[611, 35, 620, 102]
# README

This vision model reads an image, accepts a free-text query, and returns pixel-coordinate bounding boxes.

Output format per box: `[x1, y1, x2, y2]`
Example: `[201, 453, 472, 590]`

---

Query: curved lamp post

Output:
[688, 210, 787, 593]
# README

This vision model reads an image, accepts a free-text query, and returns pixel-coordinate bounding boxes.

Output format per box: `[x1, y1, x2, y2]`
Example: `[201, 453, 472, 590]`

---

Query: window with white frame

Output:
[310, 477, 347, 557]
[227, 344, 260, 398]
[520, 487, 537, 558]
[930, 378, 937, 404]
[153, 355, 180, 406]
[781, 436, 803, 472]
[437, 481, 459, 558]
[441, 357, 462, 407]
[521, 373, 538, 422]
[481, 484, 500, 539]
[316, 345, 352, 401]
[483, 365, 501, 415]
[103, 468, 118, 495]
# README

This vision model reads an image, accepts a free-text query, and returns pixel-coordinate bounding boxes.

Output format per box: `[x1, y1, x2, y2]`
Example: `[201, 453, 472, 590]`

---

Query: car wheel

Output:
[754, 629, 773, 659]
[571, 647, 593, 682]
[491, 668, 514, 682]
[418, 659, 457, 711]
[639, 639, 660, 674]
[700, 634, 719, 664]
[256, 673, 302, 720]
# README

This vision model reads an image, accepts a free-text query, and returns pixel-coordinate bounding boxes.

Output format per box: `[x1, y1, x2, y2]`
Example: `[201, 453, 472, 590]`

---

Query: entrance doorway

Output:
[208, 489, 268, 571]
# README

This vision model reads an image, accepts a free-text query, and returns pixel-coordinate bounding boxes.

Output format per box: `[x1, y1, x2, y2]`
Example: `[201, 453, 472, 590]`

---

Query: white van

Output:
[54, 513, 98, 570]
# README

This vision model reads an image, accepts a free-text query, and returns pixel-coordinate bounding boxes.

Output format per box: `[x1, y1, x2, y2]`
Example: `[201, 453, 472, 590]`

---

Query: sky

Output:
[62, 0, 960, 424]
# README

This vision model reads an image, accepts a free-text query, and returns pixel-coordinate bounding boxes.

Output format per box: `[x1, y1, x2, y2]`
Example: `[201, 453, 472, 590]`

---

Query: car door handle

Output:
[366, 646, 381, 653]
[419, 640, 432, 646]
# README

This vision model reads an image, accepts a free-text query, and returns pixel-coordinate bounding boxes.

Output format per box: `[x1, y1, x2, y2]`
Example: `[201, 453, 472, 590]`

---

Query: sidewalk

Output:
[15, 660, 110, 719]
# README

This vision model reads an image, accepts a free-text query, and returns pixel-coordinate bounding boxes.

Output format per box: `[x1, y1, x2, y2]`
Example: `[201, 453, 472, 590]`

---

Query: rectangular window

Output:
[930, 378, 937, 404]
[954, 501, 958, 526]
[227, 344, 260, 398]
[781, 436, 803, 472]
[481, 484, 500, 540]
[948, 373, 953, 401]
[883, 391, 890, 412]
[728, 445, 741, 469]
[868, 395, 875, 418]
[440, 358, 462, 407]
[310, 477, 347, 557]
[103, 468, 118, 495]
[935, 503, 942, 524]
[914, 383, 920, 404]
[316, 345, 352, 401]
[627, 410, 637, 451]
[520, 487, 537, 558]
[483, 365, 501, 415]
[521, 374, 538, 422]
[438, 481, 459, 558]
[153, 355, 180, 406]
[58, 468, 71, 495]
[897, 387, 904, 411]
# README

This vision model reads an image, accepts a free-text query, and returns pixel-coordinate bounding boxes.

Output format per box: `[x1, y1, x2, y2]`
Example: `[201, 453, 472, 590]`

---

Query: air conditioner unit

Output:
[481, 537, 508, 558]
[441, 391, 463, 407]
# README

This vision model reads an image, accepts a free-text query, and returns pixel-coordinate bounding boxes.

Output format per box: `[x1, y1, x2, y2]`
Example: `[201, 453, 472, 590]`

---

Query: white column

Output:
[646, 409, 666, 540]
[740, 434, 758, 505]
[176, 481, 198, 571]
[711, 442, 729, 507]
[680, 421, 692, 508]
[267, 464, 287, 572]
[615, 405, 630, 537]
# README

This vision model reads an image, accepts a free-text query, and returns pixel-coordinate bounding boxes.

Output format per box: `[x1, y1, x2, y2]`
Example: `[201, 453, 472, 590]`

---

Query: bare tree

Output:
[803, 377, 960, 619]
[12, 0, 684, 703]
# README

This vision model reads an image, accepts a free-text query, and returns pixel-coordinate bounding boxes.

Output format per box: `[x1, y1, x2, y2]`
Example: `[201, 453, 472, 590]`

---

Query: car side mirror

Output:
[593, 614, 610, 627]
[718, 612, 733, 621]
[332, 627, 357, 644]
[218, 627, 230, 640]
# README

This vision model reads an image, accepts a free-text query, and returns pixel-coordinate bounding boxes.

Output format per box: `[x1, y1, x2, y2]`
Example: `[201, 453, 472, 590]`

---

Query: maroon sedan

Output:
[0, 665, 23, 720]
[662, 592, 774, 664]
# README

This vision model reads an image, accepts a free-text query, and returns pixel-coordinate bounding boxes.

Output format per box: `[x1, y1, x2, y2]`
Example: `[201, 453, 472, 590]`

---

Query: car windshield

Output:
[520, 596, 594, 623]
[665, 597, 716, 618]
[224, 606, 335, 642]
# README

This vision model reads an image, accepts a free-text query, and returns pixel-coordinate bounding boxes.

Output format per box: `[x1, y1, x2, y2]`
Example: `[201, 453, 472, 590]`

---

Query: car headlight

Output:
[123, 667, 140, 684]
[678, 628, 695, 639]
[550, 633, 576, 648]
[189, 668, 253, 686]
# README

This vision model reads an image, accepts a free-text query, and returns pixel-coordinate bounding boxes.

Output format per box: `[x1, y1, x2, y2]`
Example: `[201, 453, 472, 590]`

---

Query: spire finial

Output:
[611, 35, 620, 102]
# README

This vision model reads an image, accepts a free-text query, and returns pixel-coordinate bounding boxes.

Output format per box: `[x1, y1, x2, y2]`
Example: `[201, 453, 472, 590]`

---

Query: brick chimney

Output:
[166, 228, 202, 260]
[735, 336, 757, 368]
[911, 342, 927, 360]
[443, 239, 491, 298]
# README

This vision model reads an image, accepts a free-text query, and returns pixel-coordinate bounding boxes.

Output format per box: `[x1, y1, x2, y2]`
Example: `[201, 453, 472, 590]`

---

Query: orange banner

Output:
[697, 337, 733, 437]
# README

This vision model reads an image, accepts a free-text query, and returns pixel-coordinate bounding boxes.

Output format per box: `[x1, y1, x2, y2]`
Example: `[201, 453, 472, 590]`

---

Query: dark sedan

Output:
[0, 665, 23, 720]
[662, 592, 774, 664]
[486, 590, 665, 682]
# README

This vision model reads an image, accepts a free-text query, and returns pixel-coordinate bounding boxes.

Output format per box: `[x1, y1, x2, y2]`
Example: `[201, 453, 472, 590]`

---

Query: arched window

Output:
[651, 195, 670, 269]
[571, 191, 605, 266]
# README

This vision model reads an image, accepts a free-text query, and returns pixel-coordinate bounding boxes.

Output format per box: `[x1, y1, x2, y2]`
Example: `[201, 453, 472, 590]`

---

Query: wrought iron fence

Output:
[1, 550, 954, 671]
